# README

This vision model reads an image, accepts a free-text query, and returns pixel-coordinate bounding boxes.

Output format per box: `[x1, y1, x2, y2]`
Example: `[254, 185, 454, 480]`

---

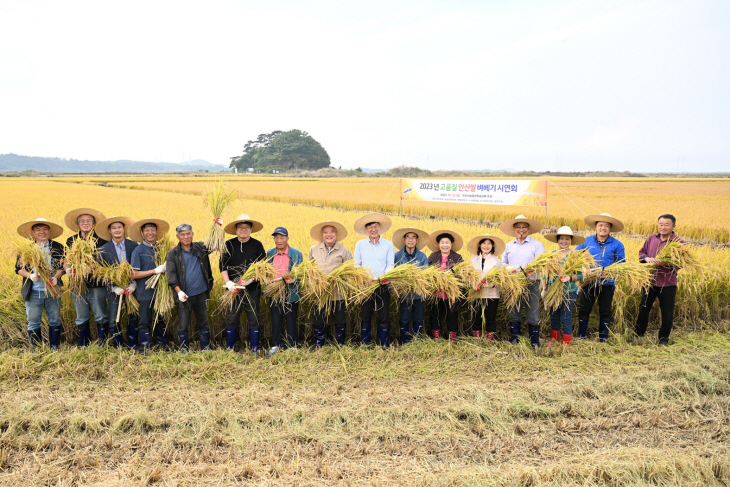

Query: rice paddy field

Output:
[1, 176, 729, 486]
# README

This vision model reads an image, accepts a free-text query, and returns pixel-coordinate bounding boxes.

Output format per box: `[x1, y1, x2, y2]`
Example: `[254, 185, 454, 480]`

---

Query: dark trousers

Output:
[635, 285, 677, 341]
[361, 285, 391, 327]
[313, 300, 346, 328]
[431, 298, 458, 333]
[472, 298, 499, 333]
[225, 287, 261, 329]
[177, 293, 208, 332]
[271, 302, 299, 347]
[578, 282, 615, 321]
[138, 299, 164, 332]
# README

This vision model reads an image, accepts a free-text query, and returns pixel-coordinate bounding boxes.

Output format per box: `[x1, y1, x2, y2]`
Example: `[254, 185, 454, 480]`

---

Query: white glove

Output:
[154, 263, 166, 274]
[66, 267, 75, 277]
[225, 280, 237, 292]
[540, 290, 546, 299]
[178, 291, 189, 302]
[127, 281, 137, 293]
[28, 269, 40, 282]
[113, 286, 124, 296]
[215, 217, 223, 226]
[240, 278, 254, 287]
[559, 275, 570, 283]
[49, 277, 58, 286]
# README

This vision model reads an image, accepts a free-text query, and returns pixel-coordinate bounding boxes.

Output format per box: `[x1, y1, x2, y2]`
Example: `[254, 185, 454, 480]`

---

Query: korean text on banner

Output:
[401, 179, 547, 207]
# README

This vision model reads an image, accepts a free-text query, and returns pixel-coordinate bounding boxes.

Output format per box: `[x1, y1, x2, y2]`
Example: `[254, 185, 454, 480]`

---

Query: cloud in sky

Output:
[0, 0, 728, 172]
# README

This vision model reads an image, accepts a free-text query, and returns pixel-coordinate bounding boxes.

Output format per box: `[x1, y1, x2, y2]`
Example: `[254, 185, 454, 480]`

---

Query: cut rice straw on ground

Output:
[65, 236, 99, 296]
[202, 180, 237, 255]
[13, 236, 61, 298]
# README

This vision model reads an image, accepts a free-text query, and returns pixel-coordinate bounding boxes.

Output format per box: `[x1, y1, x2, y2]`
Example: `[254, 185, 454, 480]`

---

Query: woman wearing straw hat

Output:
[129, 218, 171, 352]
[96, 216, 139, 348]
[63, 207, 109, 347]
[467, 234, 505, 341]
[353, 212, 395, 347]
[393, 227, 430, 344]
[15, 218, 66, 351]
[308, 220, 352, 347]
[220, 214, 266, 352]
[544, 227, 586, 345]
[575, 213, 626, 342]
[499, 214, 545, 348]
[426, 230, 464, 342]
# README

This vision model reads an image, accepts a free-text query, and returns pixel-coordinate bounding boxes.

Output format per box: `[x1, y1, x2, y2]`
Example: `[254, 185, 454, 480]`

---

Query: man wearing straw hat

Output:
[499, 214, 545, 347]
[63, 208, 109, 347]
[467, 234, 506, 341]
[220, 214, 266, 352]
[129, 218, 170, 352]
[309, 220, 352, 347]
[353, 212, 395, 347]
[96, 216, 139, 348]
[575, 213, 626, 342]
[167, 223, 215, 351]
[393, 227, 430, 344]
[15, 218, 66, 351]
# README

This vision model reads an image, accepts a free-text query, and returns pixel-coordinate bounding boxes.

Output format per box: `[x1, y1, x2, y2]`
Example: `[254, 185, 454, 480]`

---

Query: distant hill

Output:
[0, 154, 230, 173]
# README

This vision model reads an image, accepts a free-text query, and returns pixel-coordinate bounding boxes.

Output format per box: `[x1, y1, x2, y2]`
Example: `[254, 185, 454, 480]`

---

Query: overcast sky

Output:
[1, 0, 728, 172]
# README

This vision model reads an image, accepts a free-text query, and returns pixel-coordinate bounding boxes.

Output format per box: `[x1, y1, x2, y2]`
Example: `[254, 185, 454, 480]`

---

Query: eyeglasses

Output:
[78, 219, 94, 224]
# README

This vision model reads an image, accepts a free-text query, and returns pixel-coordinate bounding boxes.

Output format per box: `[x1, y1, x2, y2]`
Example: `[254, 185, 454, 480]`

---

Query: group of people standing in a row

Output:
[15, 207, 682, 353]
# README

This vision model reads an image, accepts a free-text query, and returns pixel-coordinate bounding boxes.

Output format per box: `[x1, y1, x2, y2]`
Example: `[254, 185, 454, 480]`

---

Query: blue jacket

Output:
[265, 246, 304, 303]
[394, 247, 429, 301]
[98, 238, 139, 301]
[575, 235, 625, 285]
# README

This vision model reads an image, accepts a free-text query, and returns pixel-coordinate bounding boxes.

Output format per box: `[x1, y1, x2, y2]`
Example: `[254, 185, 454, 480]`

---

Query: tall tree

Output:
[230, 130, 330, 172]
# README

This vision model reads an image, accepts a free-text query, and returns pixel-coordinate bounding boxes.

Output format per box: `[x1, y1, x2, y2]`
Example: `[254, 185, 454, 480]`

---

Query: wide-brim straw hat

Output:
[584, 213, 624, 233]
[353, 212, 392, 236]
[17, 218, 64, 240]
[499, 214, 544, 237]
[428, 229, 464, 253]
[467, 234, 506, 256]
[64, 208, 106, 232]
[544, 226, 586, 245]
[310, 220, 348, 242]
[95, 216, 137, 241]
[127, 218, 171, 243]
[224, 214, 264, 235]
[392, 227, 430, 250]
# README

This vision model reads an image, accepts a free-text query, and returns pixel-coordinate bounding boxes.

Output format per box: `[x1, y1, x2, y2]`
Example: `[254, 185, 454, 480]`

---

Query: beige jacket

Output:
[309, 241, 353, 301]
[470, 254, 502, 299]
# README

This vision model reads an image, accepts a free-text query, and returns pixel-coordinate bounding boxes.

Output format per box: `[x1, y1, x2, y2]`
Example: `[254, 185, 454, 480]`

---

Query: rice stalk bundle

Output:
[543, 249, 596, 311]
[422, 266, 461, 306]
[149, 235, 176, 321]
[452, 261, 482, 291]
[483, 266, 527, 309]
[218, 260, 277, 314]
[655, 239, 703, 273]
[581, 261, 653, 294]
[94, 260, 140, 315]
[65, 236, 99, 295]
[380, 264, 430, 301]
[522, 250, 563, 279]
[202, 180, 237, 255]
[290, 259, 329, 309]
[325, 260, 373, 310]
[13, 236, 61, 298]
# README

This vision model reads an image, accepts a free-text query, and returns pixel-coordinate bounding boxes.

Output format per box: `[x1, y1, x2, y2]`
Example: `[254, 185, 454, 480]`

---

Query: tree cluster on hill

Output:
[229, 130, 330, 172]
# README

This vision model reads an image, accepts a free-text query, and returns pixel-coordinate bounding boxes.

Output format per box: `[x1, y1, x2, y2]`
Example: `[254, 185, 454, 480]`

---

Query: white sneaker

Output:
[268, 346, 280, 356]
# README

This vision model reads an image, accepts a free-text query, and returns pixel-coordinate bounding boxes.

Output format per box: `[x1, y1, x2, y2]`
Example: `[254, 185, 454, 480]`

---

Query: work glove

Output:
[540, 290, 546, 299]
[178, 291, 189, 302]
[126, 281, 137, 293]
[66, 267, 76, 277]
[28, 269, 40, 282]
[380, 279, 389, 285]
[239, 278, 254, 287]
[49, 277, 58, 286]
[113, 286, 124, 296]
[225, 280, 238, 293]
[214, 217, 223, 226]
[559, 275, 570, 283]
[154, 263, 166, 274]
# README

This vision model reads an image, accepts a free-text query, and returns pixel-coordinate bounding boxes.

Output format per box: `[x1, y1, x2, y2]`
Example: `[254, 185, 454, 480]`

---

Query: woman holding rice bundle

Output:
[543, 227, 585, 345]
[393, 227, 430, 344]
[427, 230, 464, 342]
[467, 234, 505, 341]
[15, 218, 66, 351]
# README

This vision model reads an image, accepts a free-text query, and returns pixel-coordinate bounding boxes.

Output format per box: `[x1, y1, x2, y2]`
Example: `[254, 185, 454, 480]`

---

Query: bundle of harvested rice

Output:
[94, 260, 140, 318]
[483, 266, 527, 309]
[291, 259, 329, 309]
[581, 261, 653, 294]
[13, 236, 61, 298]
[522, 250, 563, 279]
[324, 260, 373, 310]
[218, 260, 277, 313]
[202, 180, 236, 255]
[65, 236, 99, 295]
[145, 234, 176, 321]
[655, 239, 703, 273]
[422, 266, 461, 306]
[543, 249, 596, 311]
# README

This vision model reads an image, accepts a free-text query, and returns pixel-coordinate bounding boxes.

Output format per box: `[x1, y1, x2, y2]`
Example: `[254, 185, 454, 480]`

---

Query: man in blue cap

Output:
[265, 226, 303, 355]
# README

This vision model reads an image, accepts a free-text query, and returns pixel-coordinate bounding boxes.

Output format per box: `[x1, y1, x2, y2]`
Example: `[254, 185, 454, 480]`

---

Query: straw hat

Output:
[391, 227, 430, 250]
[64, 208, 106, 232]
[17, 218, 64, 240]
[94, 216, 137, 241]
[353, 212, 392, 236]
[584, 213, 624, 233]
[466, 234, 506, 256]
[224, 214, 264, 235]
[544, 226, 586, 245]
[427, 229, 464, 253]
[127, 218, 171, 243]
[310, 220, 348, 242]
[499, 214, 544, 237]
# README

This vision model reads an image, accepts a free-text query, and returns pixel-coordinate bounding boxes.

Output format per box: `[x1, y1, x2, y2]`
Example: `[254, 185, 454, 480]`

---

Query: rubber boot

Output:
[109, 326, 124, 348]
[49, 326, 61, 352]
[448, 331, 457, 343]
[378, 326, 389, 349]
[226, 327, 238, 351]
[177, 331, 189, 352]
[361, 325, 372, 345]
[314, 326, 326, 348]
[598, 320, 610, 342]
[335, 325, 346, 346]
[510, 322, 521, 344]
[549, 329, 561, 345]
[137, 328, 152, 353]
[199, 328, 210, 351]
[249, 327, 260, 352]
[432, 329, 441, 340]
[562, 333, 573, 345]
[484, 332, 495, 341]
[126, 324, 138, 350]
[78, 322, 91, 347]
[529, 326, 541, 349]
[577, 317, 589, 339]
[97, 323, 107, 345]
[28, 328, 42, 350]
[413, 322, 423, 337]
[153, 326, 170, 350]
[472, 330, 482, 339]
[399, 322, 411, 345]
